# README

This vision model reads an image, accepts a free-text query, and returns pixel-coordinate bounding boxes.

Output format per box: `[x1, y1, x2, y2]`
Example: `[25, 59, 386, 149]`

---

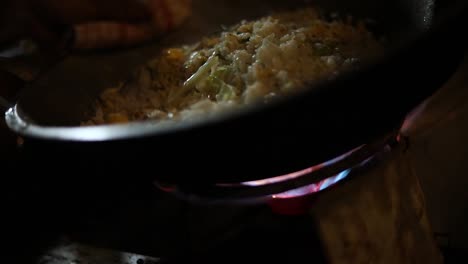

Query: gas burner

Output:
[156, 129, 401, 205]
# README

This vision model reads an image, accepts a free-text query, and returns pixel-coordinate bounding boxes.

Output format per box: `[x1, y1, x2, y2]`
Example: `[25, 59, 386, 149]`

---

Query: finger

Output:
[73, 22, 154, 50]
[36, 0, 152, 25]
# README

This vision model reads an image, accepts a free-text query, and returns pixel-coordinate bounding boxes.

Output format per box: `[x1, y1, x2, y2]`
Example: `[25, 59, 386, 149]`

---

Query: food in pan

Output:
[83, 7, 384, 125]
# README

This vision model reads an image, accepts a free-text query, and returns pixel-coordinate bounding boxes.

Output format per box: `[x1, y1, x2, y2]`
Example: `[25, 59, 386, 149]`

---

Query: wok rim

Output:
[5, 60, 385, 142]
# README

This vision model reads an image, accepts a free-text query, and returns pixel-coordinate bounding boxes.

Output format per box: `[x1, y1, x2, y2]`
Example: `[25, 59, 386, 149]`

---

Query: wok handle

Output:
[0, 31, 73, 113]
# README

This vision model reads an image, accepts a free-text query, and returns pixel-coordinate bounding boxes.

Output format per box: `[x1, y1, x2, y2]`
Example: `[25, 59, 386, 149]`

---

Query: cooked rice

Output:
[83, 7, 384, 125]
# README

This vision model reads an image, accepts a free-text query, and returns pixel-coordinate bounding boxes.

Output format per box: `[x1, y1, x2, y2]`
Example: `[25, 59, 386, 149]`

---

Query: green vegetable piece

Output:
[212, 66, 232, 80]
[216, 82, 236, 101]
[183, 54, 219, 90]
[198, 75, 223, 97]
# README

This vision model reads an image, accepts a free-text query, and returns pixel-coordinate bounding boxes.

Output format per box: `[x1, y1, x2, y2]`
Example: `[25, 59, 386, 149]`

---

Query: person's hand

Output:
[0, 0, 152, 52]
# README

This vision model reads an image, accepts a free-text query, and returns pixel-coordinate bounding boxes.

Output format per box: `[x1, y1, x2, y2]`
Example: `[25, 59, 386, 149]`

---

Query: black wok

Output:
[2, 0, 468, 185]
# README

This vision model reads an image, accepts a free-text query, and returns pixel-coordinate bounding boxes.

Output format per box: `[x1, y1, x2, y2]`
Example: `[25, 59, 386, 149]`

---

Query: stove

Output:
[161, 130, 396, 198]
[4, 122, 443, 264]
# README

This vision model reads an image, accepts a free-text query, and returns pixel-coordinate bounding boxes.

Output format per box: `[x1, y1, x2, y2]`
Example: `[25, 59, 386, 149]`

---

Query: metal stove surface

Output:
[38, 243, 160, 264]
[5, 185, 326, 264]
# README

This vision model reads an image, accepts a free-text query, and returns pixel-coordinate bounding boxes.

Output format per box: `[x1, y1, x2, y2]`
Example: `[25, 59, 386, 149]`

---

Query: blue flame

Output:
[272, 169, 352, 199]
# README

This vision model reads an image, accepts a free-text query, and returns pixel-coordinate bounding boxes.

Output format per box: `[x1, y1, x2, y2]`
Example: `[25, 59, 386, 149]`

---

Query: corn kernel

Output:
[106, 113, 129, 124]
[166, 48, 184, 60]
